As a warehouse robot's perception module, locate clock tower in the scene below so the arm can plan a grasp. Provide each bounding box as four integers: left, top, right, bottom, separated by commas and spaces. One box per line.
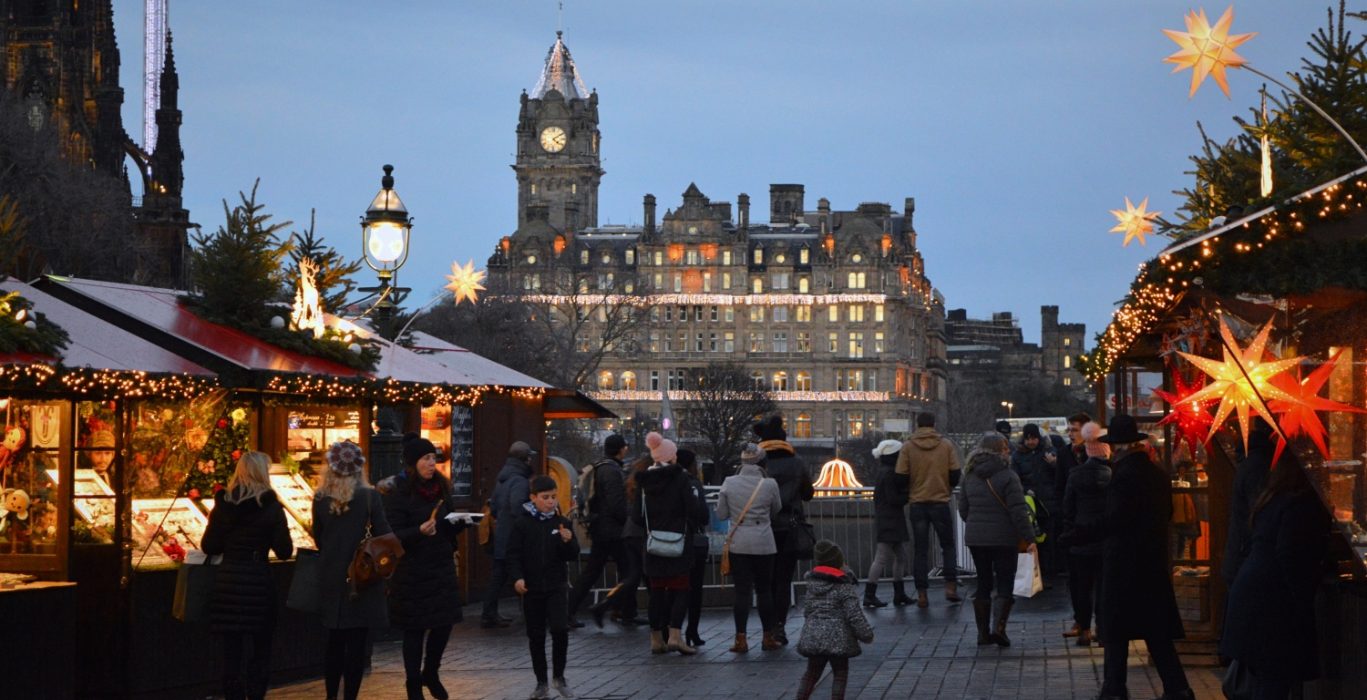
513, 31, 602, 233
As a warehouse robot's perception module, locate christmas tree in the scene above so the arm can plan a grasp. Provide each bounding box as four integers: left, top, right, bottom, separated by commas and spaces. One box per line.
286, 209, 361, 313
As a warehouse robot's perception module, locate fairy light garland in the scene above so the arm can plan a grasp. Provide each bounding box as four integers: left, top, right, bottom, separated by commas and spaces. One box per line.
0, 364, 219, 400
589, 389, 892, 403
262, 375, 543, 406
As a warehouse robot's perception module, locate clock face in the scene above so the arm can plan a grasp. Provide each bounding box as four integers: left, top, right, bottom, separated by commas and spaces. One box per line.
540, 126, 567, 153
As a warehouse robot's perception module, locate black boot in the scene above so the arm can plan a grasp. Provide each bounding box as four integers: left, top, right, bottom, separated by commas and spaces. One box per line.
862, 582, 888, 608
422, 665, 448, 700
892, 580, 915, 607
405, 679, 424, 700
990, 597, 1014, 647
973, 598, 993, 645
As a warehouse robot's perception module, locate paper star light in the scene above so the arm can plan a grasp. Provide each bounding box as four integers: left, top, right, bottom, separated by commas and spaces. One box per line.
1267, 350, 1366, 460
1177, 316, 1303, 450
1110, 196, 1161, 247
1163, 6, 1256, 98
444, 260, 487, 306
1153, 372, 1217, 457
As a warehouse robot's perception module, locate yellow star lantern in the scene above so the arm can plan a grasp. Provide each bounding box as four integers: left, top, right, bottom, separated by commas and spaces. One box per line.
1109, 196, 1161, 247
1163, 6, 1256, 98
443, 260, 487, 306
1177, 315, 1303, 450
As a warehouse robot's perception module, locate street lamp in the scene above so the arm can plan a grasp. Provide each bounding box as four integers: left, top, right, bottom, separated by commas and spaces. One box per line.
359, 164, 413, 338
1000, 401, 1014, 419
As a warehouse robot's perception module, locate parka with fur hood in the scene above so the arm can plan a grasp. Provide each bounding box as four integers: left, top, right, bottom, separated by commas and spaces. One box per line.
796, 566, 875, 658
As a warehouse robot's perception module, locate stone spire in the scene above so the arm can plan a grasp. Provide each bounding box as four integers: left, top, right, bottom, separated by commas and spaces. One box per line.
530, 31, 590, 100
151, 31, 183, 198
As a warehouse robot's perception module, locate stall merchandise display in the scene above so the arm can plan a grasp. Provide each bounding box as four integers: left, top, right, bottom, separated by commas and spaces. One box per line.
49, 469, 114, 543
131, 497, 209, 569
268, 471, 317, 550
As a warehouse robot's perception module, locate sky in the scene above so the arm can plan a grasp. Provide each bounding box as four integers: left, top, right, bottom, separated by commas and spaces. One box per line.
112, 1, 1340, 345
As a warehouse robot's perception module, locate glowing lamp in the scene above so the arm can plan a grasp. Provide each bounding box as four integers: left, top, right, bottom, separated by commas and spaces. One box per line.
661, 417, 672, 431
360, 164, 412, 277
814, 458, 864, 497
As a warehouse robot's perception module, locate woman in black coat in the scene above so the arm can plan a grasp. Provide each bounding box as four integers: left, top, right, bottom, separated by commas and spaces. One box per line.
863, 440, 912, 608
1220, 454, 1329, 698
1060, 424, 1110, 646
678, 449, 714, 648
201, 451, 293, 700
382, 434, 469, 700
311, 442, 391, 700
1094, 415, 1192, 700
631, 432, 704, 655
754, 414, 815, 644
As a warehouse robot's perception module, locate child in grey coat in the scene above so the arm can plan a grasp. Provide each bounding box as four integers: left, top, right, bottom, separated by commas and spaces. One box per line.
795, 540, 875, 700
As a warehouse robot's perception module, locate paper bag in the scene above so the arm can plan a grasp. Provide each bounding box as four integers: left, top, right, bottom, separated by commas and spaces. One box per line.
1013, 551, 1043, 598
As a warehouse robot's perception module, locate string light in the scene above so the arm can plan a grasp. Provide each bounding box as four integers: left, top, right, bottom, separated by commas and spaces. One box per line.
263, 375, 542, 406
589, 389, 892, 403
0, 365, 218, 400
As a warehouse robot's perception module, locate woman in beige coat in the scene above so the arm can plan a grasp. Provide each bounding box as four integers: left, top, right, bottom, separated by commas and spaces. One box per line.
714, 443, 782, 652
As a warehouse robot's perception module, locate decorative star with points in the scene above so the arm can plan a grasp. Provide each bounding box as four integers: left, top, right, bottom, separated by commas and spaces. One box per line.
1154, 371, 1216, 457
444, 260, 487, 306
1163, 5, 1256, 98
1110, 196, 1161, 247
1267, 350, 1367, 460
1178, 315, 1302, 451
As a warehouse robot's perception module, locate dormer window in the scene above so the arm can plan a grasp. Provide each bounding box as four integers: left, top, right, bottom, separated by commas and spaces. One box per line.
580, 249, 590, 265
799, 247, 810, 265
625, 249, 636, 265
753, 247, 764, 265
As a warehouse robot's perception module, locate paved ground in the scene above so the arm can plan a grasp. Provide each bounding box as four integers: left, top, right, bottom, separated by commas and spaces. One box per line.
272, 583, 1225, 700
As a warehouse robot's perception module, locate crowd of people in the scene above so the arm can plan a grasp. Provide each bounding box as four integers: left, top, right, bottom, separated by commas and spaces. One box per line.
191, 407, 1334, 700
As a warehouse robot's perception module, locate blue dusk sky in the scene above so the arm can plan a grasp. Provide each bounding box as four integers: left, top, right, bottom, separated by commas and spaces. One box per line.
113, 1, 1337, 346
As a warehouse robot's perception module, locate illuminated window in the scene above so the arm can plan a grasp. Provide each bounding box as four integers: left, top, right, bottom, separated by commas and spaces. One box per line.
624, 280, 635, 293
649, 332, 660, 352
722, 272, 732, 289
773, 371, 789, 391
796, 371, 812, 391
753, 247, 764, 264
620, 371, 637, 390
578, 278, 590, 293
1063, 376, 1073, 386
752, 278, 763, 294
749, 307, 765, 323
875, 304, 884, 322
874, 332, 884, 354
724, 332, 735, 353
580, 249, 589, 265
849, 305, 865, 322
749, 333, 764, 352
723, 250, 733, 265
798, 277, 810, 293
796, 305, 812, 322
703, 271, 712, 292
828, 305, 839, 323
847, 272, 867, 289
794, 413, 813, 438
847, 411, 864, 438
1063, 355, 1072, 369
653, 273, 663, 289
797, 332, 811, 352
1063, 337, 1071, 347
598, 371, 614, 390
626, 249, 636, 265
849, 332, 865, 358
799, 248, 810, 264
653, 251, 663, 266
724, 307, 735, 322
828, 332, 839, 353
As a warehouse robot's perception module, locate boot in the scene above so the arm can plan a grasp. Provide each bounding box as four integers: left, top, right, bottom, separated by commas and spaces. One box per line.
729, 632, 749, 653
666, 627, 697, 655
1076, 628, 1092, 647
944, 580, 962, 603
685, 628, 705, 647
916, 588, 929, 609
862, 583, 888, 608
990, 597, 1014, 647
892, 580, 915, 607
1062, 622, 1082, 638
1159, 689, 1195, 700
422, 664, 449, 700
405, 679, 425, 700
649, 630, 666, 654
973, 598, 993, 645
761, 629, 782, 651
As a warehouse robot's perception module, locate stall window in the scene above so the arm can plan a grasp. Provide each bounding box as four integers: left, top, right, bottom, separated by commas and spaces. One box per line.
73, 400, 119, 545
0, 399, 68, 569
286, 406, 362, 485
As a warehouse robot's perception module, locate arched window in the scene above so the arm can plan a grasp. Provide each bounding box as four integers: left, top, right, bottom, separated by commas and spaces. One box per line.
598, 371, 614, 391
796, 371, 812, 391
620, 371, 637, 390
750, 371, 765, 390
772, 371, 788, 392
847, 272, 867, 289
795, 412, 813, 438
798, 276, 810, 293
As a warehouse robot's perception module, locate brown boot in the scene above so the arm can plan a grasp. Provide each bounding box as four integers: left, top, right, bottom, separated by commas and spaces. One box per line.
916, 589, 929, 608
1063, 623, 1081, 638
666, 627, 697, 655
1076, 628, 1092, 647
761, 629, 782, 650
944, 581, 962, 603
729, 633, 749, 653
990, 597, 1014, 647
650, 630, 666, 654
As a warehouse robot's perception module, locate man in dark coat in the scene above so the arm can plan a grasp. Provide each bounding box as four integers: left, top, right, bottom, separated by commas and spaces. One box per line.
1055, 413, 1092, 511
1059, 422, 1109, 645
754, 414, 815, 645
567, 434, 634, 627
1223, 420, 1274, 587
1094, 415, 1193, 700
1012, 423, 1061, 580
482, 440, 537, 628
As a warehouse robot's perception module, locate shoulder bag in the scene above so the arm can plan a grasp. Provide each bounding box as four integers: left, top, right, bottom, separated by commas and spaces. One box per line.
985, 474, 1038, 552
643, 492, 686, 558
347, 491, 404, 596
721, 480, 765, 577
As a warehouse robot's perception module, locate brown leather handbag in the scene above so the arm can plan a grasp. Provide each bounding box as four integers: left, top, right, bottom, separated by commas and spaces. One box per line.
347, 494, 404, 595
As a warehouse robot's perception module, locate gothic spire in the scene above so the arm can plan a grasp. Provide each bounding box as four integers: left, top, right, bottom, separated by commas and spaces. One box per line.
530, 31, 590, 100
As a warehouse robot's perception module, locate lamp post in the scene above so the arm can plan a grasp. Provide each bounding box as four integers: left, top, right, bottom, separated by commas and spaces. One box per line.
360, 164, 412, 480
1000, 401, 1014, 419
359, 164, 413, 341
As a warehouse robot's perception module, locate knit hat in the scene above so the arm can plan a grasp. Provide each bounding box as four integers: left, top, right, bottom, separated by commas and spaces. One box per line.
401, 433, 446, 468
326, 441, 365, 477
813, 539, 844, 570
604, 434, 628, 457
740, 442, 765, 464
753, 414, 787, 442
1022, 423, 1042, 440
976, 431, 1009, 453
645, 431, 677, 464
871, 439, 903, 459
1085, 440, 1111, 459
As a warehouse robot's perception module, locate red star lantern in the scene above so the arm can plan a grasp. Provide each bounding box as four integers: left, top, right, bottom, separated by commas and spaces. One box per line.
1267, 350, 1366, 461
1154, 371, 1216, 457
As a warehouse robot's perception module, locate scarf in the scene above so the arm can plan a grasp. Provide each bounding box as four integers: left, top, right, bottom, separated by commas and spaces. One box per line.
415, 476, 442, 503
522, 500, 556, 521
758, 439, 795, 455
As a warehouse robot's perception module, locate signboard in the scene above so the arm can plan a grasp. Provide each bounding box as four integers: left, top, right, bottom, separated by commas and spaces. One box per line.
450, 406, 474, 498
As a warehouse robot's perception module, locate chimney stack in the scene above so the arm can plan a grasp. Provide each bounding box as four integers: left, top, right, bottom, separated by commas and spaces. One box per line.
644, 194, 657, 235
738, 193, 750, 230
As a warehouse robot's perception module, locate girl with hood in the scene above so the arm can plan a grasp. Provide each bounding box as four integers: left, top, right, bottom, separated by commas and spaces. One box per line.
794, 539, 874, 700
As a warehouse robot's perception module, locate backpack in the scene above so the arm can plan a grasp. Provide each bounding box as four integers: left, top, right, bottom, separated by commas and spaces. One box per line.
575, 460, 612, 521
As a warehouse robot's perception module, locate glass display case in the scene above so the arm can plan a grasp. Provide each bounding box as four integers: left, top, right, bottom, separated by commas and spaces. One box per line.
0, 398, 69, 573
269, 470, 317, 550
131, 497, 209, 570
286, 407, 362, 485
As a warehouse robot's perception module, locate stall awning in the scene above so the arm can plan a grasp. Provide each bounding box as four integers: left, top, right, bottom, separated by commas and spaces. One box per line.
542, 389, 616, 419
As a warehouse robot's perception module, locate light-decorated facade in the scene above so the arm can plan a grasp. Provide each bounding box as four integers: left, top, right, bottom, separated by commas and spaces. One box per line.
486, 32, 948, 451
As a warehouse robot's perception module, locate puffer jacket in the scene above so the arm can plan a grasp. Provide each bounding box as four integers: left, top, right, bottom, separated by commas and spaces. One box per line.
1062, 457, 1111, 556
796, 566, 875, 658
382, 472, 467, 630
958, 449, 1035, 548
871, 457, 910, 544
630, 463, 703, 578
201, 489, 293, 633
490, 456, 533, 559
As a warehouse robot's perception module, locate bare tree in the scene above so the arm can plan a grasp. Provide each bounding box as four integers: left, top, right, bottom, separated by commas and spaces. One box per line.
682, 362, 776, 483
518, 267, 650, 389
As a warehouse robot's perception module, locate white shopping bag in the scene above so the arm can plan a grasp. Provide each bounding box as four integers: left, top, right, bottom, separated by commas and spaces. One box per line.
1013, 551, 1044, 598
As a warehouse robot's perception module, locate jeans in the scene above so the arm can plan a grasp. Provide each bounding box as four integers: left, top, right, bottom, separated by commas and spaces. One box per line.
1068, 552, 1103, 631
969, 545, 1018, 600
567, 538, 635, 616
909, 502, 957, 589
324, 627, 369, 700
1102, 636, 1190, 698
522, 586, 569, 683
729, 552, 776, 634
482, 557, 509, 620
771, 530, 799, 625
221, 626, 275, 700
865, 541, 908, 584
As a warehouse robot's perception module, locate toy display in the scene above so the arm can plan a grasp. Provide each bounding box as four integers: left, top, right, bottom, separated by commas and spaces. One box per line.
0, 487, 31, 552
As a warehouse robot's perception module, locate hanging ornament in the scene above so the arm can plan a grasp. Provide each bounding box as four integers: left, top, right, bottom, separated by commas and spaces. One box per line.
1177, 315, 1304, 450
1110, 196, 1161, 247
1162, 6, 1256, 98
444, 260, 487, 306
1266, 350, 1366, 460
1259, 87, 1274, 197
1153, 371, 1217, 457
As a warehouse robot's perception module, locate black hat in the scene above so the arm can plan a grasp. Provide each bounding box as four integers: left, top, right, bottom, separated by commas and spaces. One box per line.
604, 434, 628, 456
994, 420, 1012, 437
1099, 414, 1148, 445
402, 433, 447, 467
509, 441, 538, 459
753, 414, 787, 442
1022, 423, 1042, 440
